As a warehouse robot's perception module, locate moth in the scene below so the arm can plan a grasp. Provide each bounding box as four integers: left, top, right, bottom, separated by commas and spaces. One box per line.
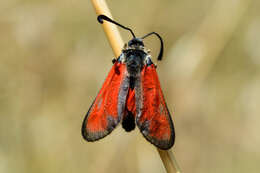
82, 15, 175, 150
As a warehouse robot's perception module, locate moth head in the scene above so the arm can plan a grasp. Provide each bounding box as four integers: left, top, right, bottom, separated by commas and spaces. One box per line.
128, 38, 144, 49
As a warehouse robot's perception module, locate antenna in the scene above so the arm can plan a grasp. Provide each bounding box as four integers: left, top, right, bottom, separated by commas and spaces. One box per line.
97, 15, 136, 38
97, 15, 164, 61
142, 32, 164, 61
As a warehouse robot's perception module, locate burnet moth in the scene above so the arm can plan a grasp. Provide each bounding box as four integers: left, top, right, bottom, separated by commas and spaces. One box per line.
81, 15, 175, 150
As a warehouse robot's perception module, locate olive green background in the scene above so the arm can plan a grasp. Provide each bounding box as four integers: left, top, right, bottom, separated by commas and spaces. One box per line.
1, 0, 260, 172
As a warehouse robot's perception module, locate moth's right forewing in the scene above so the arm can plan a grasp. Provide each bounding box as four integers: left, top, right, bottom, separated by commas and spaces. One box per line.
136, 64, 175, 150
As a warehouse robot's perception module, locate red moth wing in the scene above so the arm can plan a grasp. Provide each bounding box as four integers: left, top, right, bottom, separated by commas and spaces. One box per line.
82, 62, 129, 141
136, 64, 175, 150
121, 88, 136, 132
126, 89, 136, 114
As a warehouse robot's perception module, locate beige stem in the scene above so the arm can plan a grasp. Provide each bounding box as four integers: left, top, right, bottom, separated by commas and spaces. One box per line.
91, 0, 124, 57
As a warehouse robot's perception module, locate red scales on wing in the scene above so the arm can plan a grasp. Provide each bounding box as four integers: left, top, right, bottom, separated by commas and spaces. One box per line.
121, 88, 136, 132
137, 64, 175, 149
126, 88, 136, 113
82, 62, 129, 141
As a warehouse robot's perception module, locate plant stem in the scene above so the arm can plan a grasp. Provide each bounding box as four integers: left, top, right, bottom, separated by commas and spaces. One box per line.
158, 149, 182, 173
91, 0, 123, 57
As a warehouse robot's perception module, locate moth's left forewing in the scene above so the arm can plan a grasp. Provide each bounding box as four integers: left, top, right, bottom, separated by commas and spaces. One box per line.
136, 64, 175, 150
82, 62, 129, 141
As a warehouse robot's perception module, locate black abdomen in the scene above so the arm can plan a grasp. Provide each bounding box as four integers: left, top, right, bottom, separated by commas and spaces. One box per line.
122, 109, 135, 132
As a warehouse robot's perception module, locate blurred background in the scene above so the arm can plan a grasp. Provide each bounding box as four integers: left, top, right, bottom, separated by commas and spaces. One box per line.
1, 0, 260, 172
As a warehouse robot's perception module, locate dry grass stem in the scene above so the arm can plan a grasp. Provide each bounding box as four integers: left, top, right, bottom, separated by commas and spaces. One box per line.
91, 0, 124, 57
157, 149, 182, 173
